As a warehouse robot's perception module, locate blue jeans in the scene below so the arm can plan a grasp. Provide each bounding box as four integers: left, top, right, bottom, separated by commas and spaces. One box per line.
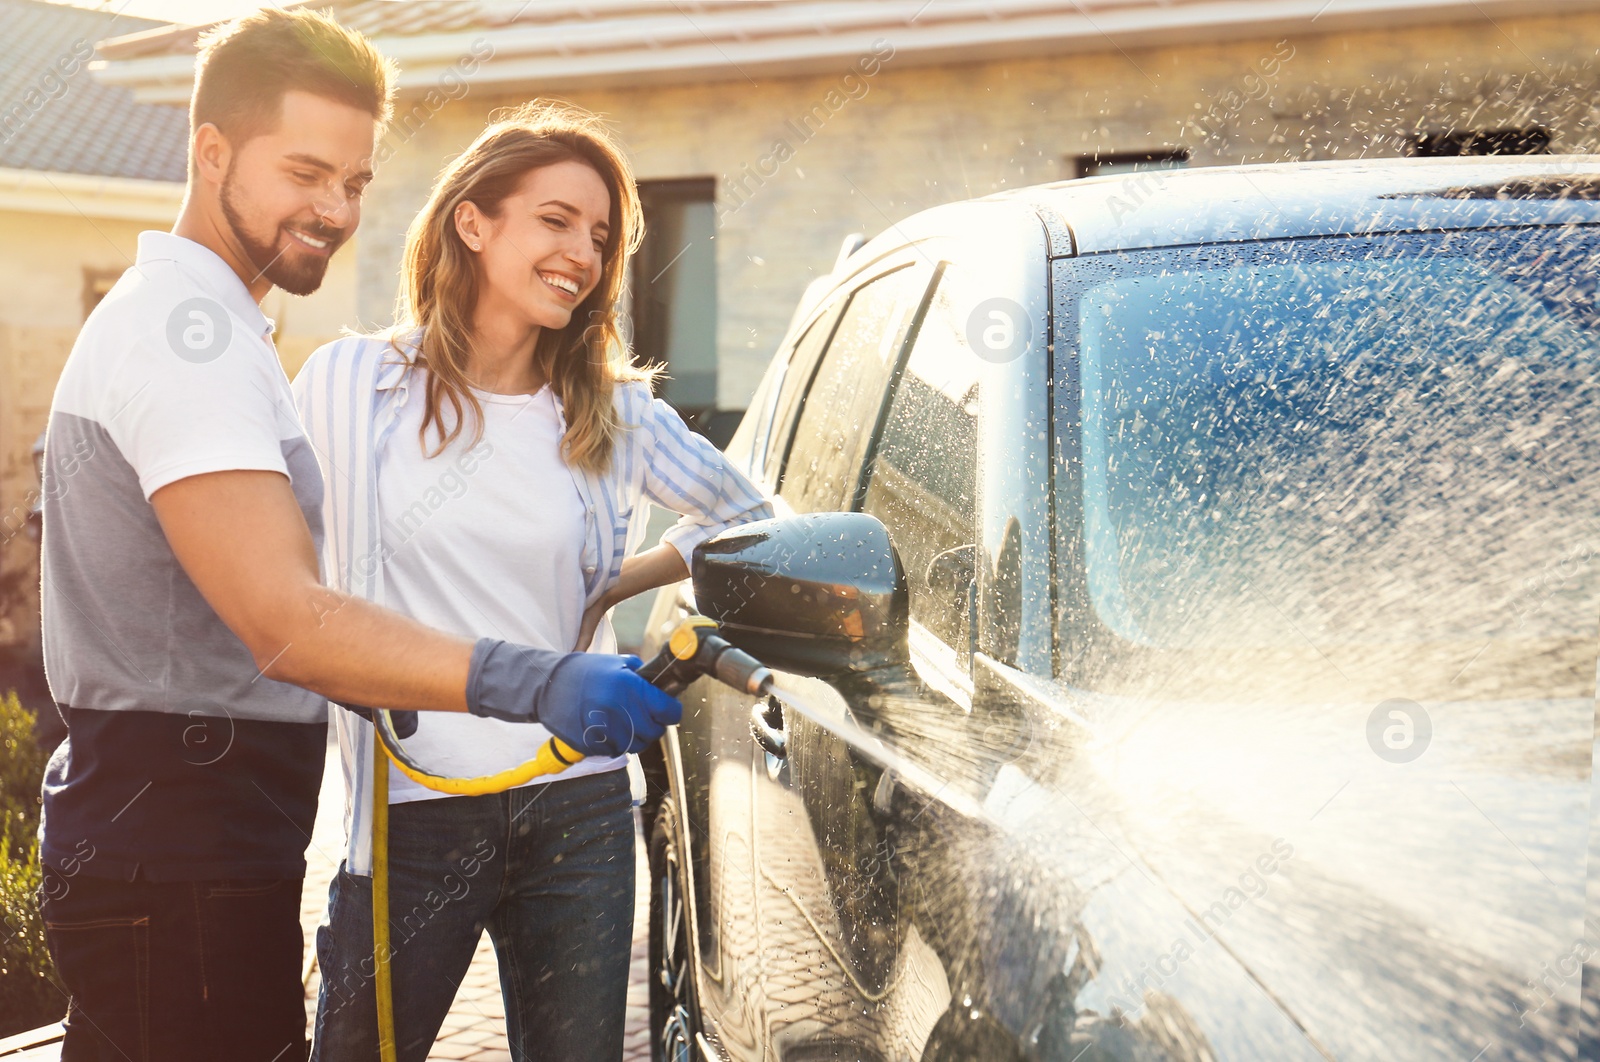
311, 768, 636, 1062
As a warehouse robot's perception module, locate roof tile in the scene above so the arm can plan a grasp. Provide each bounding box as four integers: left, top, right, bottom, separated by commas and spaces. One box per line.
0, 0, 184, 181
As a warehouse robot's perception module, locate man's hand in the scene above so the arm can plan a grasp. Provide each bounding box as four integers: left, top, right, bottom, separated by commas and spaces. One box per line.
466, 641, 682, 755
544, 654, 683, 756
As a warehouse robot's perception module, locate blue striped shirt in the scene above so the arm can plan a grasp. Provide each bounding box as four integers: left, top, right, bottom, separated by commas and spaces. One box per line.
291, 331, 773, 874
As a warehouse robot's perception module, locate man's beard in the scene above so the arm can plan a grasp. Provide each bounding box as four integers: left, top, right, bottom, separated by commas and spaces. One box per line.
219, 174, 341, 297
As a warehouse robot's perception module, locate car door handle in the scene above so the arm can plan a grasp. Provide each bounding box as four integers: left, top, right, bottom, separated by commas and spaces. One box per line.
750, 696, 787, 760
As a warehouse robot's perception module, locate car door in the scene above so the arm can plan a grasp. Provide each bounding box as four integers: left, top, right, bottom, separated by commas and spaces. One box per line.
742, 257, 1046, 1062
640, 274, 889, 1059
701, 256, 940, 1059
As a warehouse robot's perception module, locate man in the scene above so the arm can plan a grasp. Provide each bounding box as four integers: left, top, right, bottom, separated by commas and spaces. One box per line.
35, 10, 678, 1060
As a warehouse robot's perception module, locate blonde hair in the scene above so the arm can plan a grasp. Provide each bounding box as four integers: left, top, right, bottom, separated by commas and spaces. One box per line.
388, 100, 655, 473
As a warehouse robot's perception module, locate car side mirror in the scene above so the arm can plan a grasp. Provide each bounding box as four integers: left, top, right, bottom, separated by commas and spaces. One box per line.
691, 512, 909, 678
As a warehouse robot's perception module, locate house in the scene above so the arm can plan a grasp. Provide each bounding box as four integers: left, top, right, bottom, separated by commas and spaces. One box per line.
93, 0, 1600, 433
7, 0, 1597, 661
0, 0, 185, 665
0, 0, 358, 664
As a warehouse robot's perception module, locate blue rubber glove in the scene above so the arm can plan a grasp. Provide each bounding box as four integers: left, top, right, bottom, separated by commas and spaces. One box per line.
465, 639, 682, 756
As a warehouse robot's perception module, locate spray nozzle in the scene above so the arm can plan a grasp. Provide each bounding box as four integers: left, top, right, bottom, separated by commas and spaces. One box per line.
637, 616, 774, 698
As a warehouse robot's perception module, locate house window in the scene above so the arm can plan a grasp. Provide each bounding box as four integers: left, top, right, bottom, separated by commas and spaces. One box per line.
1072, 150, 1190, 179
630, 178, 717, 419
1410, 128, 1551, 157
82, 268, 119, 318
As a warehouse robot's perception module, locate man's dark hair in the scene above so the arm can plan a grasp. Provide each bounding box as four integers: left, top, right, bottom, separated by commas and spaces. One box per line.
190, 7, 396, 164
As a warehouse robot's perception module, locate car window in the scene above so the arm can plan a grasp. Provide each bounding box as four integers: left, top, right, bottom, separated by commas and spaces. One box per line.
763, 300, 847, 487
778, 264, 932, 513
724, 351, 780, 475
860, 277, 979, 648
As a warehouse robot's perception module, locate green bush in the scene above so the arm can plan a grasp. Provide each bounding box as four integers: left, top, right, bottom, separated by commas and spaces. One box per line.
1, 689, 49, 841
0, 689, 63, 1036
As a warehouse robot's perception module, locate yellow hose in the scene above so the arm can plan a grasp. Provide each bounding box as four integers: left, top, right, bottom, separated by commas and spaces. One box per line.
369, 711, 584, 1054
372, 734, 397, 1062
375, 708, 583, 796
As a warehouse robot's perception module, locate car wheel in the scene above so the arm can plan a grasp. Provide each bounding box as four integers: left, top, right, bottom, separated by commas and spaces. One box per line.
649, 796, 698, 1062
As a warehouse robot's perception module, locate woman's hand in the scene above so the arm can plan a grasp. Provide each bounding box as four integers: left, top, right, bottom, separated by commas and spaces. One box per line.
574, 544, 692, 651
575, 594, 615, 652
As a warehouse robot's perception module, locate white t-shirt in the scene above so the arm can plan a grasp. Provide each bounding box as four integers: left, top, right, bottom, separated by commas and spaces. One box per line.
377, 383, 624, 803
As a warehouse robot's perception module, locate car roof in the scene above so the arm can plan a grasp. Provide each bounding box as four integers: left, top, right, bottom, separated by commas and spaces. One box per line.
842, 157, 1600, 267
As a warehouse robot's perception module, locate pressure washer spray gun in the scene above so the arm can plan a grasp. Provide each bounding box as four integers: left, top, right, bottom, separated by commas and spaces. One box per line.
637, 615, 775, 698
527, 616, 776, 779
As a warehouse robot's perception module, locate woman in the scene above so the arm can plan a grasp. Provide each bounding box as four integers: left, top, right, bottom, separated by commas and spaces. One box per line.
294, 100, 773, 1061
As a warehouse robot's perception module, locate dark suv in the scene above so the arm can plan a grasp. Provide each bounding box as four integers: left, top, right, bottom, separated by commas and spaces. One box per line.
638, 158, 1600, 1062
